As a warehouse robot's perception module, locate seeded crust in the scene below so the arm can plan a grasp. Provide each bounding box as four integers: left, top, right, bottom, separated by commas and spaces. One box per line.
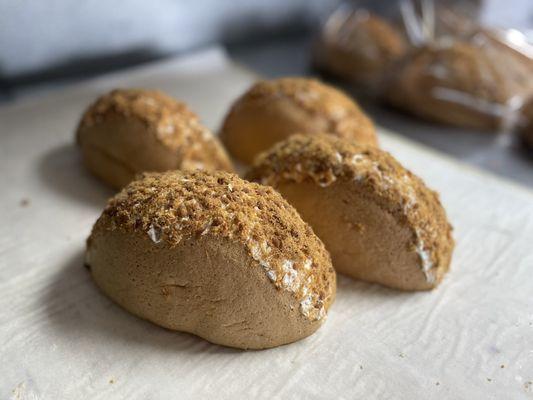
386, 42, 511, 130
89, 170, 336, 321
220, 78, 377, 164
246, 134, 454, 287
77, 89, 233, 187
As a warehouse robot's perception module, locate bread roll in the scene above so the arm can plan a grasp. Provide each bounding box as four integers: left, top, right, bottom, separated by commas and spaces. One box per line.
315, 9, 407, 90
86, 170, 336, 349
473, 31, 533, 104
386, 41, 512, 130
246, 134, 454, 291
77, 89, 233, 189
439, 10, 533, 94
220, 78, 377, 164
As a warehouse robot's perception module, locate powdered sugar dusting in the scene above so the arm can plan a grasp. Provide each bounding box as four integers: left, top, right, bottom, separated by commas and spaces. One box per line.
300, 294, 326, 320
147, 224, 161, 244
266, 270, 277, 282
281, 260, 300, 291
415, 232, 435, 283
300, 295, 313, 315
248, 239, 325, 320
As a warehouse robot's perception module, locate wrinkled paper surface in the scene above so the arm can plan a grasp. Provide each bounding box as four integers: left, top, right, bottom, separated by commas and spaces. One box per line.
1, 48, 532, 400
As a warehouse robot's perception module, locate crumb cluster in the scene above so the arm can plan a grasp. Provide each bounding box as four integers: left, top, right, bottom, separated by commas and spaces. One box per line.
246, 134, 454, 282
90, 170, 336, 321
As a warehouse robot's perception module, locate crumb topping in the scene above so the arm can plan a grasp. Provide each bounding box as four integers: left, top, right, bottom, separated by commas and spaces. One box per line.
77, 89, 233, 172
231, 78, 377, 145
90, 170, 335, 321
246, 134, 454, 281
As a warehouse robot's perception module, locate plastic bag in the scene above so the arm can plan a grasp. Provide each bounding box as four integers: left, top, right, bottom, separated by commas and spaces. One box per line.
314, 0, 533, 132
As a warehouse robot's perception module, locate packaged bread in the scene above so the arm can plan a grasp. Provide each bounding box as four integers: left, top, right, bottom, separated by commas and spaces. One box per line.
314, 0, 533, 132
314, 7, 408, 92
385, 40, 515, 130
86, 170, 336, 349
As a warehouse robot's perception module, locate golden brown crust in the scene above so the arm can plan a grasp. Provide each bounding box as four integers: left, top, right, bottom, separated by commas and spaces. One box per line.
246, 134, 454, 284
90, 170, 335, 321
77, 89, 234, 173
225, 78, 376, 144
220, 78, 378, 165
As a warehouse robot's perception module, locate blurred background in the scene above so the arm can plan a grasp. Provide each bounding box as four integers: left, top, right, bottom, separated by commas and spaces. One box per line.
1, 0, 532, 186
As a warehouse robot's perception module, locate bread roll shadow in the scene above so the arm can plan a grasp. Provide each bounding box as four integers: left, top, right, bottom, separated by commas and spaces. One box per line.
37, 143, 114, 208
335, 274, 418, 302
42, 249, 240, 354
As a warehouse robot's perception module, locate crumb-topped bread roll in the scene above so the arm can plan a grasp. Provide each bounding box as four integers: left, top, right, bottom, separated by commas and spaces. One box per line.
220, 78, 377, 164
77, 89, 233, 189
247, 134, 454, 291
315, 10, 407, 90
86, 170, 336, 349
386, 42, 512, 130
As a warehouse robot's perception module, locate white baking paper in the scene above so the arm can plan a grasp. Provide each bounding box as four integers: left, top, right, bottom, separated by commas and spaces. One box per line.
1, 47, 532, 400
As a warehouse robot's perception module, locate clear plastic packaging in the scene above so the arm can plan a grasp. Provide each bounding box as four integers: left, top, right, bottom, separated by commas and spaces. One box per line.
314, 0, 533, 132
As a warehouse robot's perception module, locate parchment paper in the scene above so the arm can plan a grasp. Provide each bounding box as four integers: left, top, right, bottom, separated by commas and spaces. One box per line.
1, 47, 532, 400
